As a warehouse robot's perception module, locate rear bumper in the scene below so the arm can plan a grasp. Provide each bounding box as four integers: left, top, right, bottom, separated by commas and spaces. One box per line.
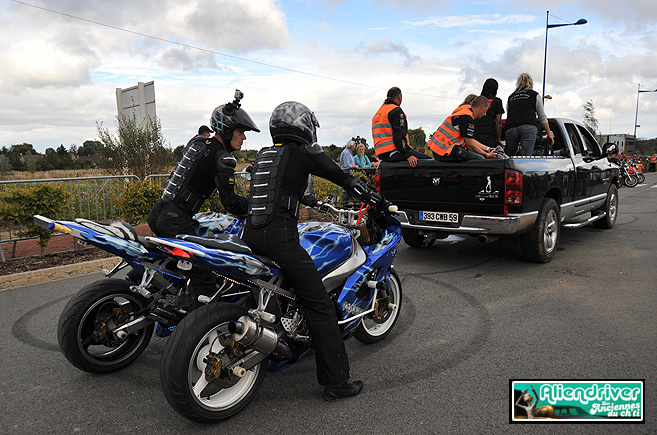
396, 210, 538, 235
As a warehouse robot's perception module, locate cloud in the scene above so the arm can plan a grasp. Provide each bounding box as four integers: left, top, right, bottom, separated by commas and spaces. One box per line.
404, 14, 536, 28
357, 37, 420, 66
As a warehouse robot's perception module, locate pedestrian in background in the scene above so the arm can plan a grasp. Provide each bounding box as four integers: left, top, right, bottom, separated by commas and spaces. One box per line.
339, 140, 359, 170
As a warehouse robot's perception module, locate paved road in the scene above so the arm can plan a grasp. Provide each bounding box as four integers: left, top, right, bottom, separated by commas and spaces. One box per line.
2, 175, 656, 434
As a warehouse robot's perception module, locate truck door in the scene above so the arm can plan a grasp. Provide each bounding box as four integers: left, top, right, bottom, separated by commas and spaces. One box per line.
575, 124, 610, 198
564, 122, 594, 209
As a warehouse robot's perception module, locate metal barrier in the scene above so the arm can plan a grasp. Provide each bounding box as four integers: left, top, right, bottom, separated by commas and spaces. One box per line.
0, 175, 138, 261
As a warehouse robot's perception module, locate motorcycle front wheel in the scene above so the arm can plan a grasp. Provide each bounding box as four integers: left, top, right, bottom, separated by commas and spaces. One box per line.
354, 269, 403, 344
160, 303, 267, 423
57, 279, 154, 373
624, 174, 638, 187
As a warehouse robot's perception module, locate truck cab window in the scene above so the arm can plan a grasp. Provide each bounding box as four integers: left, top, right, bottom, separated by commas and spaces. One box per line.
565, 123, 583, 155
576, 125, 601, 157
549, 121, 567, 156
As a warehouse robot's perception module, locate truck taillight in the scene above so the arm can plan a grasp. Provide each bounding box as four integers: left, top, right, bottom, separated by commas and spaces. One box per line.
504, 169, 523, 205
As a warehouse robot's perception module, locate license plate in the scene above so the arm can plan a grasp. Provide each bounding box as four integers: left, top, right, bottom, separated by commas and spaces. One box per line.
419, 211, 459, 223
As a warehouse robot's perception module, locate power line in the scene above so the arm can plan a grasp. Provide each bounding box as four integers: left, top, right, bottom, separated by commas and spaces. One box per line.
10, 0, 456, 100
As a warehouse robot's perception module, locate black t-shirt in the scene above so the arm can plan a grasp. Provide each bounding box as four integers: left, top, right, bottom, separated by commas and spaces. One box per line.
474, 96, 504, 137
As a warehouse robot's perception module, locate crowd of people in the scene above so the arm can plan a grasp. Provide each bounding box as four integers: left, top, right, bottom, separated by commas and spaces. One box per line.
340, 73, 556, 170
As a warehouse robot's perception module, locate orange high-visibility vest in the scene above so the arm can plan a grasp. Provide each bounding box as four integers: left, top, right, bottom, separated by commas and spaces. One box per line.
651, 157, 656, 163
371, 103, 409, 156
427, 105, 473, 157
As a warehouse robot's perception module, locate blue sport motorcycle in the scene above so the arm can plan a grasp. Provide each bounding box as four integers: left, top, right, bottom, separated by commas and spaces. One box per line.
33, 212, 248, 374
154, 201, 402, 423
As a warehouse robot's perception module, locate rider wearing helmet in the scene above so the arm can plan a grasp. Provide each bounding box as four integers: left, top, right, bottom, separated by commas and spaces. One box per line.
242, 101, 385, 401
147, 90, 259, 300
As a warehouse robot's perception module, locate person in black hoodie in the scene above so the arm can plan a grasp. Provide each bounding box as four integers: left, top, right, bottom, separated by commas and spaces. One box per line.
504, 73, 553, 156
474, 78, 505, 149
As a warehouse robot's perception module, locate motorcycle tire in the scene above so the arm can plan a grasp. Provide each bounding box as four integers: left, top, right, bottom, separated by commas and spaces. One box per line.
593, 184, 619, 229
160, 303, 267, 423
637, 172, 645, 184
57, 278, 154, 374
354, 269, 402, 344
520, 198, 560, 263
624, 174, 638, 188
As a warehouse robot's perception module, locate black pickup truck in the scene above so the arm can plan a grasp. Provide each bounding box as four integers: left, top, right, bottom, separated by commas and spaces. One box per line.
376, 118, 619, 262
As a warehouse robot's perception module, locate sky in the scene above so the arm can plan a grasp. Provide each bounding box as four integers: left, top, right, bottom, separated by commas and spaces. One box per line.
1, 0, 657, 154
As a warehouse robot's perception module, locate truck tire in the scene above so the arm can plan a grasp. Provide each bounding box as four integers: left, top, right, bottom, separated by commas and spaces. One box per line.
402, 229, 435, 248
520, 198, 560, 263
592, 184, 618, 229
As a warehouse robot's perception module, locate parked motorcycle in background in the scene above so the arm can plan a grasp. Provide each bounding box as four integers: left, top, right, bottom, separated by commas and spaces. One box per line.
619, 163, 639, 188
156, 199, 402, 423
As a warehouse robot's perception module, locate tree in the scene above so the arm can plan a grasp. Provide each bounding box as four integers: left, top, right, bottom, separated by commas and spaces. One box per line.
97, 114, 174, 179
351, 136, 369, 147
79, 140, 102, 156
582, 99, 601, 143
408, 127, 427, 151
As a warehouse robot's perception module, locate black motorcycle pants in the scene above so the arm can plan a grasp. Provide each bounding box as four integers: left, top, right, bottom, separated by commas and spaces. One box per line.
243, 217, 350, 387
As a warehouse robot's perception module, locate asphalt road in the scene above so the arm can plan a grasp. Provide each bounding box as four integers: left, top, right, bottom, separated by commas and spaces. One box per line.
2, 175, 656, 434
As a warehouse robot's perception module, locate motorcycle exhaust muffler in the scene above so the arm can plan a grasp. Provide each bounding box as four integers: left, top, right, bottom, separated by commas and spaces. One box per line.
228, 315, 292, 360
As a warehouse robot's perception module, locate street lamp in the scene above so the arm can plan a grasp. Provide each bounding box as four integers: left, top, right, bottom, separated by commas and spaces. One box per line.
542, 11, 587, 101
632, 84, 657, 154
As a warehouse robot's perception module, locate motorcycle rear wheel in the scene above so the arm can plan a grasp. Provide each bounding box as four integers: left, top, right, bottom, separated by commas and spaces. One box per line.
354, 269, 402, 344
160, 303, 266, 423
636, 172, 645, 184
57, 278, 154, 373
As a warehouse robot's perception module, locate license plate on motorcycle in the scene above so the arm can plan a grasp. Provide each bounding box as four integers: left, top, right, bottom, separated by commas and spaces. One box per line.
419, 211, 458, 223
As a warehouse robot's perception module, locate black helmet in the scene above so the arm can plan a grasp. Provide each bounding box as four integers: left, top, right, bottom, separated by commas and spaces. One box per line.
269, 101, 320, 144
210, 90, 260, 143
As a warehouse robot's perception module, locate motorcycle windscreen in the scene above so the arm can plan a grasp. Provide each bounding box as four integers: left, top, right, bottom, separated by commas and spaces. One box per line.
298, 222, 353, 275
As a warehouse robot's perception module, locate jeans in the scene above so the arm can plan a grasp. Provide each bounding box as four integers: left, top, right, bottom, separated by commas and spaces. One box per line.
505, 124, 538, 156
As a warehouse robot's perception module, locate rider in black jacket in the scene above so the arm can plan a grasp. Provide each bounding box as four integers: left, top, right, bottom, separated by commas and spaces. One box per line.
243, 101, 385, 401
147, 91, 259, 299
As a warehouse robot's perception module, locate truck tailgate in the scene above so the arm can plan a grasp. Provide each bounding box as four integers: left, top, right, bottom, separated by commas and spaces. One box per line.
378, 159, 509, 216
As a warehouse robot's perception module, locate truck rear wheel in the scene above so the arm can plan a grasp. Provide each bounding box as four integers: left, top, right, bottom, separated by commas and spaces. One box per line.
520, 198, 560, 263
402, 229, 435, 248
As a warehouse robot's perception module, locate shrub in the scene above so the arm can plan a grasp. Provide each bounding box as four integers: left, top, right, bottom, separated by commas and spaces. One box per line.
118, 179, 160, 225
0, 184, 70, 255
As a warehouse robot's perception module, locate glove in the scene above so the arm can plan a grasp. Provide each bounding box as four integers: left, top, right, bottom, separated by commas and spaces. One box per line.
301, 194, 318, 207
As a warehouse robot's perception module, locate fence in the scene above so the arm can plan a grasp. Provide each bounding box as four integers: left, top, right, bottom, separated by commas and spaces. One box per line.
0, 168, 377, 261
0, 175, 138, 261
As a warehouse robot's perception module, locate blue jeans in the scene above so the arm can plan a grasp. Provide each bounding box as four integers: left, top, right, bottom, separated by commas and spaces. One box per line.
505, 124, 537, 156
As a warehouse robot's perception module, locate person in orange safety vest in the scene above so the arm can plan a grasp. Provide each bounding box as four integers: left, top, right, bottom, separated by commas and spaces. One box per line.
650, 156, 656, 172
371, 87, 431, 167
427, 95, 499, 160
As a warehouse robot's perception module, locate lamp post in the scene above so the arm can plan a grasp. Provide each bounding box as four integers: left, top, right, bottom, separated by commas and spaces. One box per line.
542, 11, 587, 101
632, 84, 657, 154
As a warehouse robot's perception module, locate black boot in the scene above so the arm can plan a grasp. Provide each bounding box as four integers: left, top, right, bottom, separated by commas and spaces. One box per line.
323, 380, 363, 401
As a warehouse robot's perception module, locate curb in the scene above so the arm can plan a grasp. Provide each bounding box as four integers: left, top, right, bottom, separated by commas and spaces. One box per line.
0, 257, 121, 292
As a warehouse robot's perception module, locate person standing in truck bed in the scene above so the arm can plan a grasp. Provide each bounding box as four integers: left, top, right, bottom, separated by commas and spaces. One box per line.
504, 73, 554, 156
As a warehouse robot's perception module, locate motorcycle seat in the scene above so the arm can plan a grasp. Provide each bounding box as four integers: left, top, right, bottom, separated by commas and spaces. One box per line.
177, 234, 281, 270
75, 219, 138, 241
178, 234, 252, 255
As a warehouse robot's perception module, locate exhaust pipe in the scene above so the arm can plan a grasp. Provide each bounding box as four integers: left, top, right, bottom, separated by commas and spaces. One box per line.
228, 315, 292, 360
477, 234, 500, 245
